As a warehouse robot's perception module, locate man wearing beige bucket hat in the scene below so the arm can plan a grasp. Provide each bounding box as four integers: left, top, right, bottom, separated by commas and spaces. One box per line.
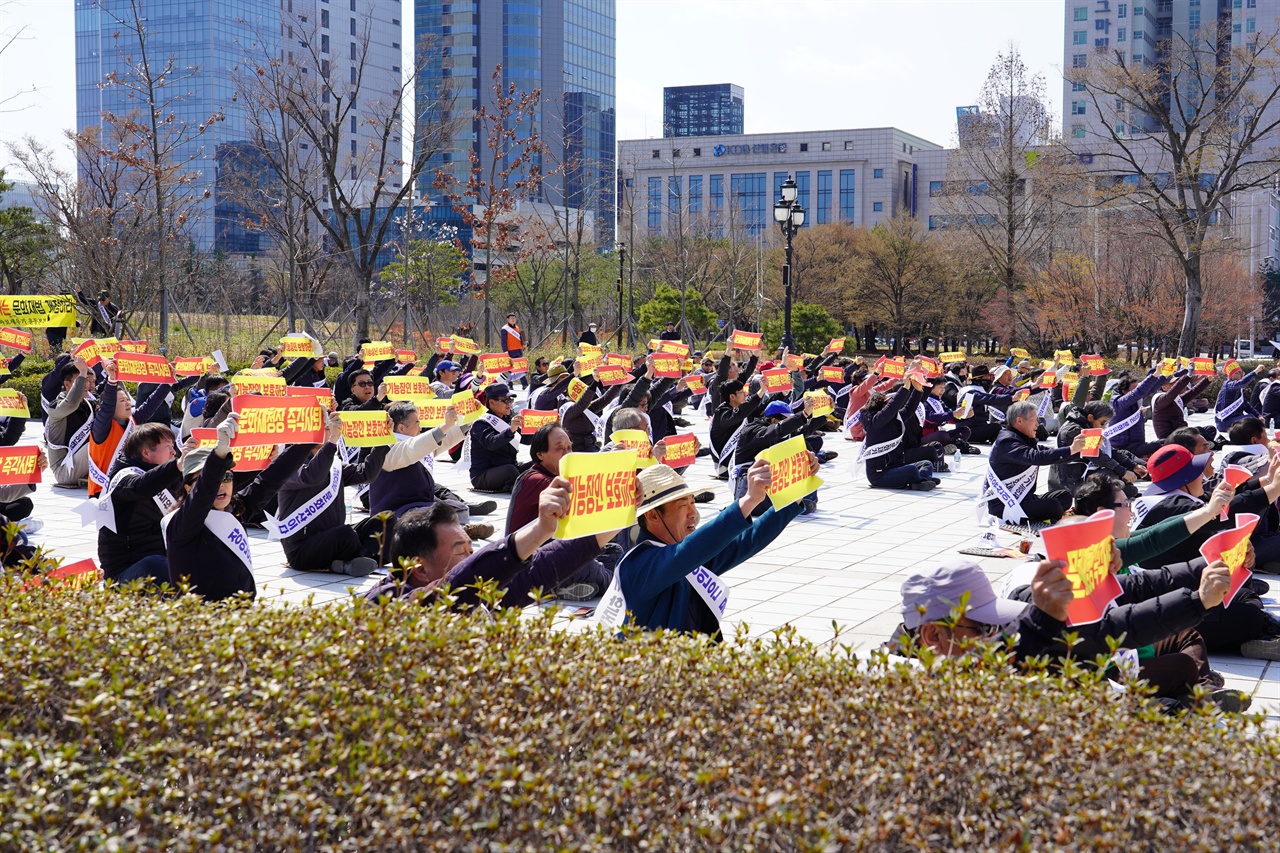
595, 452, 818, 638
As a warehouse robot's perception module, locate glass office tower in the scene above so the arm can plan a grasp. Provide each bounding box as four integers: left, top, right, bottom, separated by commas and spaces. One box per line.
663, 84, 745, 138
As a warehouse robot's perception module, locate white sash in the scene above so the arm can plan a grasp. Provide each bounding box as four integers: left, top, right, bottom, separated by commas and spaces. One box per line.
162, 508, 253, 572
80, 465, 175, 531
1102, 406, 1141, 440
1131, 490, 1196, 528
88, 419, 134, 490
857, 433, 902, 462
712, 419, 747, 466
594, 541, 729, 630
264, 452, 343, 540
462, 411, 515, 467
67, 417, 91, 457
915, 402, 926, 426
977, 464, 1038, 523
1036, 390, 1052, 418
595, 400, 619, 443
340, 438, 371, 502
1218, 391, 1246, 423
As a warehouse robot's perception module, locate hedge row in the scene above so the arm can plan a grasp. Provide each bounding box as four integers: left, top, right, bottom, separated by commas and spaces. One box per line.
1, 578, 1277, 851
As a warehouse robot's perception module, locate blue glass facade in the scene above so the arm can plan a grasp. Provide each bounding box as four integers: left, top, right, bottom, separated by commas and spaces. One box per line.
663, 84, 744, 138
647, 176, 662, 234
816, 170, 832, 224
730, 172, 766, 235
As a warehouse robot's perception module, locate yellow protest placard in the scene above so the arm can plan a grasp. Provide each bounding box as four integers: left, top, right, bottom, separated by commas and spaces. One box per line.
1160, 357, 1177, 376
1054, 349, 1076, 365
0, 389, 29, 419
554, 450, 638, 540
804, 389, 834, 418
384, 376, 435, 400
451, 335, 480, 355
755, 435, 822, 511
0, 294, 77, 328
450, 389, 483, 424
1009, 347, 1030, 359
610, 429, 656, 467
337, 410, 396, 447
567, 377, 588, 402
231, 373, 287, 397
577, 350, 604, 372
280, 335, 316, 358
939, 351, 966, 364
361, 341, 395, 362
416, 398, 452, 428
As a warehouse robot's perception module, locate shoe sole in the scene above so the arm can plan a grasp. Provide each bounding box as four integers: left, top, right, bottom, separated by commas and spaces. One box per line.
333, 558, 378, 577
555, 583, 599, 601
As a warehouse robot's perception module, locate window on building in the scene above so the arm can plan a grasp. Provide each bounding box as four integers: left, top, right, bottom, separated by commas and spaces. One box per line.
350, 18, 356, 35
1115, 121, 1126, 135
647, 177, 662, 234
321, 9, 329, 26
839, 169, 856, 222
349, 0, 355, 8
799, 143, 808, 152
873, 202, 883, 212
1234, 0, 1242, 8
1233, 22, 1242, 34
1118, 27, 1126, 41
1134, 5, 1144, 16
1118, 3, 1127, 16
1072, 124, 1086, 138
350, 66, 356, 84
795, 171, 810, 213
844, 141, 854, 150
817, 170, 832, 224
1189, 10, 1200, 29
731, 173, 767, 234
1074, 6, 1088, 20
1073, 30, 1088, 44
1248, 0, 1256, 7
1072, 80, 1087, 91
351, 140, 357, 155
873, 168, 883, 178
689, 175, 703, 216
350, 43, 357, 59
350, 115, 356, 133
709, 174, 724, 233
667, 176, 682, 231
821, 142, 831, 151
692, 147, 701, 156
773, 172, 789, 204
1072, 53, 1087, 67
929, 180, 943, 196
1071, 101, 1087, 115
1133, 29, 1143, 40
651, 149, 660, 159
321, 34, 329, 52
1247, 17, 1256, 32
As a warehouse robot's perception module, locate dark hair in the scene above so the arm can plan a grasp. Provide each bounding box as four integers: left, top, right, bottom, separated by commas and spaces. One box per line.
349, 368, 373, 386
122, 421, 177, 460
1166, 427, 1203, 453
722, 379, 745, 397
388, 401, 418, 429
259, 347, 278, 359
196, 372, 226, 393
202, 389, 231, 423
204, 376, 229, 394
390, 503, 459, 580
861, 391, 889, 415
1228, 416, 1266, 446
60, 364, 80, 384
1080, 400, 1114, 422
530, 423, 566, 465
1073, 473, 1126, 516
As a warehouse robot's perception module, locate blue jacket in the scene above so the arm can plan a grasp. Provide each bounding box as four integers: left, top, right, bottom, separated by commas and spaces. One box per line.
1216, 372, 1260, 430
619, 499, 802, 636
1109, 369, 1163, 451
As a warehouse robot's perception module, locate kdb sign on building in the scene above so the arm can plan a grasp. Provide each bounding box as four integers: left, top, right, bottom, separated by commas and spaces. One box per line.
713, 143, 788, 157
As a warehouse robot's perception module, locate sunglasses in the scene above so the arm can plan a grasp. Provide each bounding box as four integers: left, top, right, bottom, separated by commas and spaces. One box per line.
354, 381, 374, 388
221, 472, 235, 484
1101, 501, 1131, 510
490, 396, 512, 403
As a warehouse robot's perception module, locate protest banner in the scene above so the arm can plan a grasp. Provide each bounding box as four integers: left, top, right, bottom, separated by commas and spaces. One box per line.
450, 335, 480, 355
190, 428, 274, 472
1220, 464, 1254, 520
820, 366, 844, 384
21, 558, 102, 592
416, 398, 452, 428
566, 377, 588, 403
511, 356, 529, 374
881, 358, 906, 379
337, 410, 395, 447
1061, 372, 1079, 401
1081, 428, 1103, 458
0, 327, 32, 352
755, 435, 822, 510
595, 364, 631, 386
0, 446, 40, 485
72, 338, 103, 367
174, 356, 215, 376
361, 341, 395, 362
280, 335, 315, 358
554, 450, 638, 540
825, 337, 846, 354
436, 336, 453, 353
652, 353, 682, 378
1192, 357, 1216, 376
577, 350, 603, 372
1082, 354, 1109, 376
684, 373, 707, 395
1038, 371, 1059, 389
647, 339, 663, 352
285, 386, 336, 410
480, 352, 513, 374
1041, 511, 1122, 626
450, 389, 483, 424
230, 396, 325, 447
578, 341, 604, 356
610, 429, 656, 467
783, 353, 804, 371
395, 349, 416, 364
117, 340, 147, 353
231, 373, 287, 397
1014, 388, 1032, 402
407, 364, 429, 377
918, 356, 941, 378
0, 389, 29, 419
661, 433, 698, 469
0, 294, 77, 328
520, 409, 559, 435
1009, 347, 1030, 359
114, 353, 175, 385
730, 329, 763, 351
804, 389, 834, 417
658, 340, 690, 358
939, 351, 966, 365
383, 376, 435, 400
762, 368, 793, 394
1199, 512, 1260, 608
1054, 349, 1076, 364
605, 352, 632, 368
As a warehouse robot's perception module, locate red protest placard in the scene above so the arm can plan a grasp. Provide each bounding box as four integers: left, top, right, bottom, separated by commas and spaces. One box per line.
825, 337, 846, 354
285, 386, 336, 410
1200, 512, 1259, 608
762, 368, 792, 394
1192, 357, 1216, 376
395, 349, 416, 364
1220, 464, 1254, 519
882, 358, 906, 379
190, 428, 274, 471
117, 340, 148, 354
595, 364, 631, 386
480, 352, 513, 374
661, 433, 698, 468
174, 356, 214, 376
684, 373, 707, 395
1013, 388, 1031, 402
72, 338, 102, 367
0, 327, 32, 352
22, 558, 102, 592
1038, 371, 1059, 389
1081, 354, 1109, 376
230, 396, 326, 447
520, 409, 559, 435
1225, 359, 1241, 376
1041, 510, 1122, 626
511, 357, 529, 374
1081, 428, 1103, 458
730, 329, 763, 351
0, 446, 40, 485
918, 356, 940, 378
114, 352, 175, 385
783, 353, 804, 371
652, 353, 682, 378
435, 336, 453, 353
820, 366, 844, 383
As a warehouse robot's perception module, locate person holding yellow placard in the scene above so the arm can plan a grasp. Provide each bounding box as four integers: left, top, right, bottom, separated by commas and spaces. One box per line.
599, 454, 817, 637
87, 358, 178, 498
1153, 368, 1216, 442
467, 383, 524, 492
732, 398, 831, 516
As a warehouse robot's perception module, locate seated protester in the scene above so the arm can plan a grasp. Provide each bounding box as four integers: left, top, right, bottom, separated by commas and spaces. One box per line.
430, 359, 463, 399
96, 422, 185, 585
87, 357, 177, 498
365, 480, 617, 609
135, 374, 199, 430
1050, 401, 1144, 497
920, 377, 978, 454
282, 350, 337, 388
898, 383, 948, 474
1220, 417, 1274, 478
0, 395, 41, 522
526, 356, 551, 396
981, 400, 1086, 524
274, 409, 392, 575
689, 354, 717, 411
531, 363, 572, 411
508, 424, 574, 534
601, 408, 712, 506
333, 345, 398, 406
860, 375, 939, 491
599, 457, 818, 637
1216, 362, 1266, 434
845, 371, 895, 442
562, 366, 624, 453
709, 378, 766, 477
733, 398, 820, 515
1261, 368, 1280, 428
1153, 368, 1215, 442
39, 353, 73, 424
339, 368, 388, 411
466, 383, 523, 493
647, 375, 694, 445
954, 366, 1015, 445
44, 356, 94, 488
941, 360, 969, 408
178, 373, 230, 443
1105, 367, 1166, 459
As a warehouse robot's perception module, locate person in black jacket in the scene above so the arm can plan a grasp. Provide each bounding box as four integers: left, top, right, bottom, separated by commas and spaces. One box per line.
1050, 400, 1143, 497
732, 398, 819, 515
468, 383, 523, 492
339, 368, 388, 411
860, 375, 938, 490
982, 401, 1085, 523
97, 422, 186, 584
709, 378, 767, 477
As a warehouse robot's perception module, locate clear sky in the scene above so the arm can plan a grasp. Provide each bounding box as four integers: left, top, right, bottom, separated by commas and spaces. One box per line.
0, 0, 1065, 177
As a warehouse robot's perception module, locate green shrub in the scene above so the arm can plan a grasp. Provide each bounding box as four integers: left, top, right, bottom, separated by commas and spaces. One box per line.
0, 577, 1277, 850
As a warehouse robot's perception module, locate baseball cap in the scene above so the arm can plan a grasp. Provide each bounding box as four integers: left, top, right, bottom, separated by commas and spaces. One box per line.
1146, 444, 1211, 494
182, 448, 212, 478
636, 465, 696, 515
764, 401, 792, 418
484, 383, 512, 401
900, 558, 1027, 630
759, 361, 776, 371
436, 360, 459, 372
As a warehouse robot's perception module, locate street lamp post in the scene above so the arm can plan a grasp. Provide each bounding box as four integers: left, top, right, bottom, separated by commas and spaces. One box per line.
773, 176, 805, 352
616, 241, 627, 348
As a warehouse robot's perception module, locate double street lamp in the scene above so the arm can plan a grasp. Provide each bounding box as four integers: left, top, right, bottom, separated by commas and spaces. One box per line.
773, 176, 806, 352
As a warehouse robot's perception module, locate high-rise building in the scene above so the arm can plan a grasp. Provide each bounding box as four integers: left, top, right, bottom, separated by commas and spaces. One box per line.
414, 0, 617, 240
75, 0, 403, 253
663, 84, 744, 138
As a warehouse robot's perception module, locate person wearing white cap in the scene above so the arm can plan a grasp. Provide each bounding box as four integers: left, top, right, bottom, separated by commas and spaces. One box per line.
596, 455, 818, 637
578, 323, 599, 347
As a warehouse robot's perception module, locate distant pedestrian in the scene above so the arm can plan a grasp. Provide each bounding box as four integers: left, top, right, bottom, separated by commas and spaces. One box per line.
500, 313, 527, 389
578, 323, 599, 347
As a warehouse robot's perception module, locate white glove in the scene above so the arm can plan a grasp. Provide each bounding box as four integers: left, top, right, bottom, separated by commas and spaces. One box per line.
215, 412, 240, 457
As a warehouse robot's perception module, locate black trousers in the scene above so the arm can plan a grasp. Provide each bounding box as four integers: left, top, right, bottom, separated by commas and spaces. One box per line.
472, 464, 520, 493
285, 514, 395, 571
968, 419, 1003, 444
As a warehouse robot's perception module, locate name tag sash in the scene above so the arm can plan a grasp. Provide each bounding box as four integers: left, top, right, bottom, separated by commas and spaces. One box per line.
264, 452, 343, 540
88, 420, 134, 490
162, 508, 253, 571
1218, 392, 1246, 422
595, 542, 729, 630
977, 464, 1039, 523
1102, 406, 1141, 440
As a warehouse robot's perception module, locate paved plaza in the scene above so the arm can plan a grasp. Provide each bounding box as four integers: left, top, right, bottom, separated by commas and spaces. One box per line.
19, 400, 1280, 721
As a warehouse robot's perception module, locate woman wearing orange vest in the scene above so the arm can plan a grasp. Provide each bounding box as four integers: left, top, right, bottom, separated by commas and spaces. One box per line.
500, 314, 527, 390
87, 357, 175, 497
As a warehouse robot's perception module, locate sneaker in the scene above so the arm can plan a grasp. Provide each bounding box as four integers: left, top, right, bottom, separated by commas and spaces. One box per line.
800, 497, 818, 515
907, 480, 938, 491
1203, 671, 1227, 689
555, 582, 602, 601
467, 500, 498, 517
332, 557, 378, 577
943, 444, 958, 456
1240, 636, 1280, 661
15, 518, 43, 535
963, 446, 982, 456
673, 417, 691, 427
465, 522, 495, 540
597, 542, 624, 571
816, 450, 839, 463
692, 490, 715, 504
1205, 688, 1252, 714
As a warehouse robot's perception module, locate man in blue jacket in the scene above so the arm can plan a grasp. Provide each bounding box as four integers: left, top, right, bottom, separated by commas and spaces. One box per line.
1217, 361, 1267, 433
597, 454, 817, 638
1106, 367, 1166, 458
